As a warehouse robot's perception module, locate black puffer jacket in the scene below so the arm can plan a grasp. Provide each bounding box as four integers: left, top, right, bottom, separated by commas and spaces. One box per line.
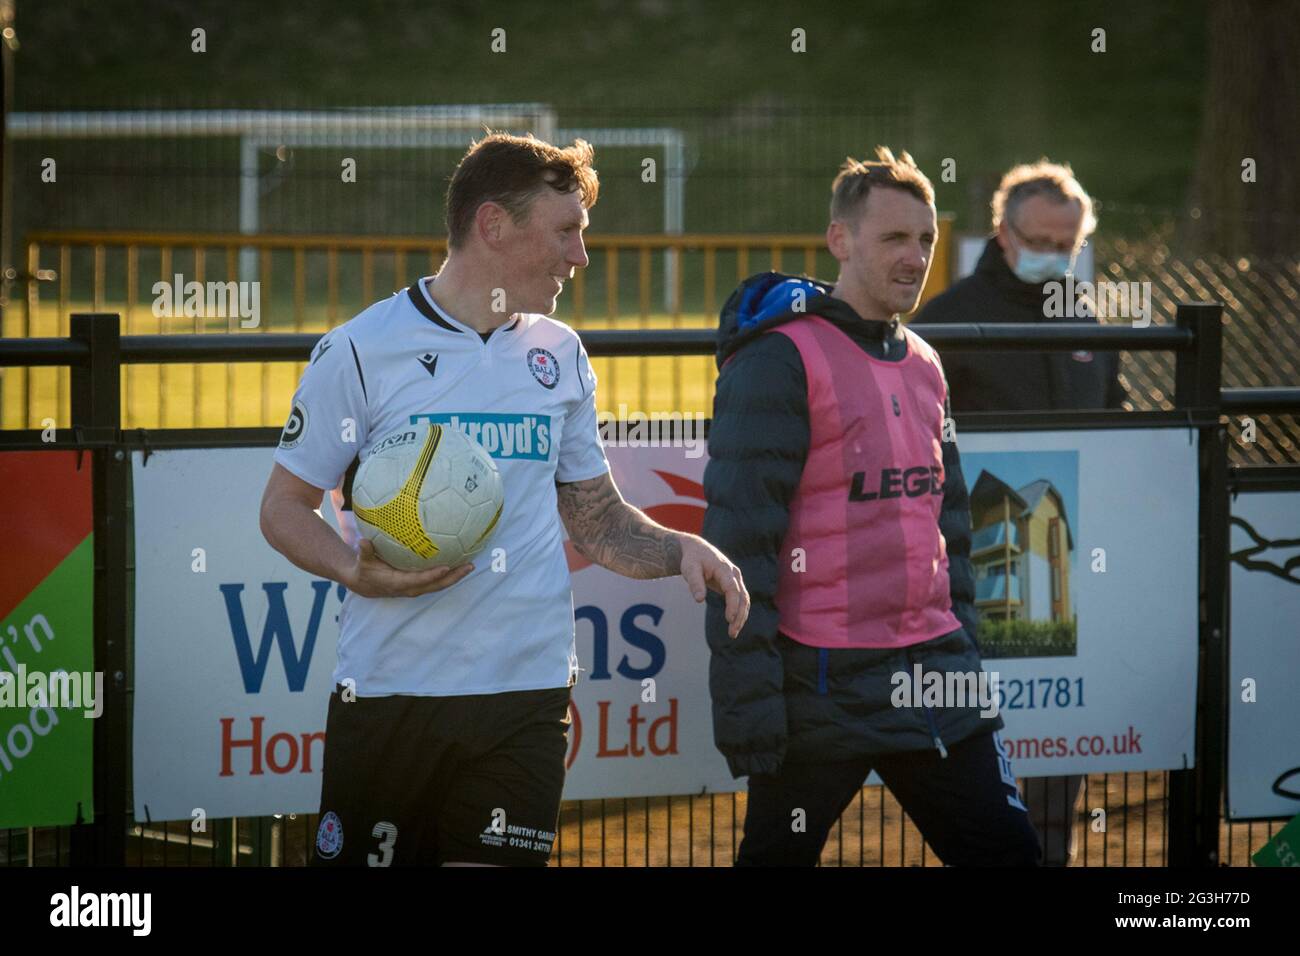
702, 274, 1002, 779
911, 237, 1125, 412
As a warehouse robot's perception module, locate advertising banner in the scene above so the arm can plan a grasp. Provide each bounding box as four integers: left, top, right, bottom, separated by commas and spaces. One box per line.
955, 428, 1199, 777
1227, 489, 1300, 820
132, 427, 1199, 818
133, 448, 341, 821
0, 451, 95, 828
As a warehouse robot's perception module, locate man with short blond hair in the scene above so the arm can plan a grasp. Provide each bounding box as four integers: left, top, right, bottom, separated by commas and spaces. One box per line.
830, 146, 937, 220
704, 147, 1040, 866
261, 132, 749, 867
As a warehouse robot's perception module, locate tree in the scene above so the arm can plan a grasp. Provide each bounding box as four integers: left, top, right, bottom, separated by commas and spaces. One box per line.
1186, 0, 1300, 256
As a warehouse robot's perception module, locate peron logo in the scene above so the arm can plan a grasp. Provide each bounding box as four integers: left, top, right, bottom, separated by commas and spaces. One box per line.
368, 430, 418, 458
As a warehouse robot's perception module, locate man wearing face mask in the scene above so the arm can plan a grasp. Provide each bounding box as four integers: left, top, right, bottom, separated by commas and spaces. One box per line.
912, 160, 1125, 413
911, 161, 1124, 866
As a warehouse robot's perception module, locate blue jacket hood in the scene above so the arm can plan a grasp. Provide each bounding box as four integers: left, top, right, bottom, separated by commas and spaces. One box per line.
716, 272, 833, 368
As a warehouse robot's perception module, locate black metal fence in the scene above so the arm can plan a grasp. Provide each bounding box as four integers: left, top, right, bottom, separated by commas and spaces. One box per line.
1, 305, 1296, 866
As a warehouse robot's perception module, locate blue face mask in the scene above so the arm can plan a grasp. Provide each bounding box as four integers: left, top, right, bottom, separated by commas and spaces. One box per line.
1012, 246, 1073, 284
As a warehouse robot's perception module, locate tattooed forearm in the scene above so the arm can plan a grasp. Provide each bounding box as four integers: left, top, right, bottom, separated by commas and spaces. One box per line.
556, 473, 684, 578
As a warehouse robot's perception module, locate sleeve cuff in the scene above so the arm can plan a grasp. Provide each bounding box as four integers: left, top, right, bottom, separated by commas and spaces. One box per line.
272, 452, 337, 496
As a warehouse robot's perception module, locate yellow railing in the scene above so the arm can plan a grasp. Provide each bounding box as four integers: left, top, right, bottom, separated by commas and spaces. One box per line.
4, 224, 952, 430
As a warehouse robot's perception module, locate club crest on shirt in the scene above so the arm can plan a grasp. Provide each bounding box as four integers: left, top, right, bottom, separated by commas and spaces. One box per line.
891, 394, 901, 416
527, 348, 560, 389
316, 811, 344, 859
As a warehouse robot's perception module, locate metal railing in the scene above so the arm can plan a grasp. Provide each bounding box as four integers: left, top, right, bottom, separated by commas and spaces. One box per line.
3, 227, 954, 430
1, 301, 1296, 867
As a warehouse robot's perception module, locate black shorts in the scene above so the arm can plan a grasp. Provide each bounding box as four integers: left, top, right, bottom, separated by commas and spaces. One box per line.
312, 684, 572, 867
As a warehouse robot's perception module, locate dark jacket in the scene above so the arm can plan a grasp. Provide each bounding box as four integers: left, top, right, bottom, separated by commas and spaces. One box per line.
702, 273, 1001, 779
910, 237, 1125, 412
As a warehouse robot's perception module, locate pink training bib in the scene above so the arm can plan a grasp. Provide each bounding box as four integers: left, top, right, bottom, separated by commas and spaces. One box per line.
771, 316, 960, 649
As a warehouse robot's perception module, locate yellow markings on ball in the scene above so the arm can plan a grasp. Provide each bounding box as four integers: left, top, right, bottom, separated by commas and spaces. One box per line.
470, 501, 504, 551
354, 425, 442, 559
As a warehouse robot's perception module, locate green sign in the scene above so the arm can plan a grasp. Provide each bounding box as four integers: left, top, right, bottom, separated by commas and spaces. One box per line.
1253, 812, 1300, 867
0, 452, 95, 828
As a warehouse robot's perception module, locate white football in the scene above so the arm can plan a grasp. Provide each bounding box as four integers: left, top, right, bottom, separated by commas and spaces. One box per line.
352, 422, 504, 571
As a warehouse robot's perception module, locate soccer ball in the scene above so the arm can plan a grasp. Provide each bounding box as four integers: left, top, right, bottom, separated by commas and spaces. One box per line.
352, 422, 504, 571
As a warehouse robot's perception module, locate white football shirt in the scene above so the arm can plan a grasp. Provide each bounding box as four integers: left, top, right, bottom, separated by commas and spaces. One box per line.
273, 278, 609, 696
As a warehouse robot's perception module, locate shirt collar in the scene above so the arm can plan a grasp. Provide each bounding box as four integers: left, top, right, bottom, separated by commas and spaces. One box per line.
408, 277, 523, 336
